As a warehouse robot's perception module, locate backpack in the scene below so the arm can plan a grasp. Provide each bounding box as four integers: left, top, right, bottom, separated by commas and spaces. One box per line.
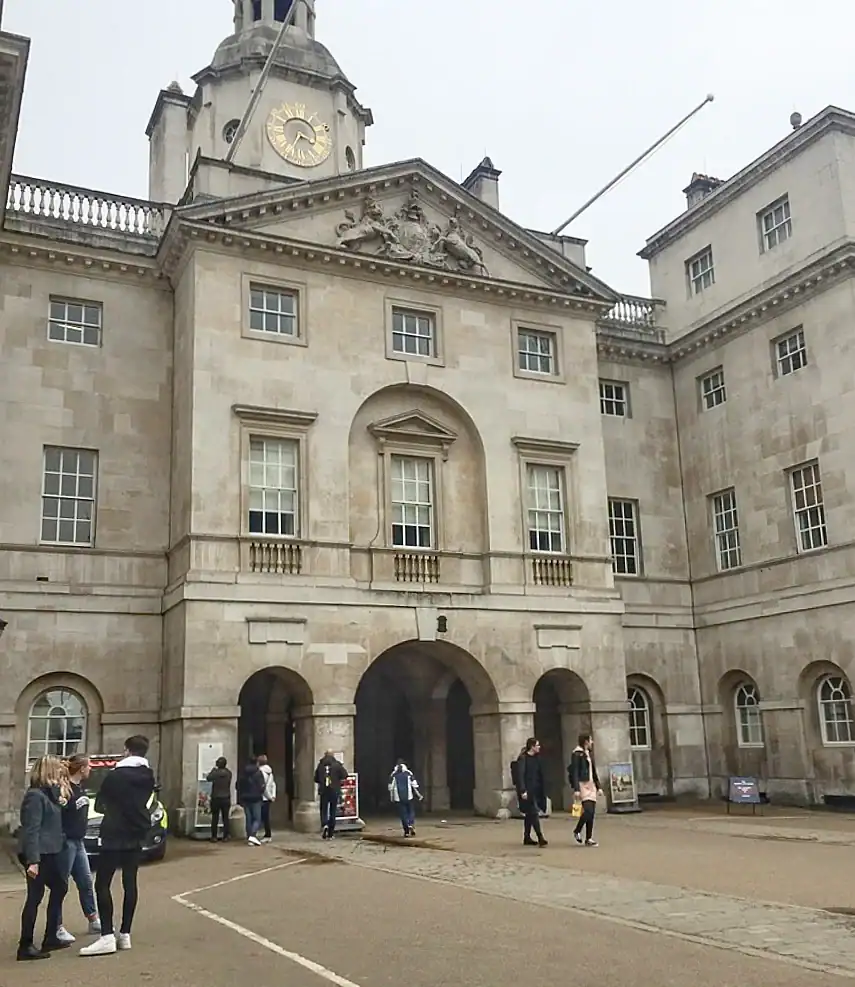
510, 756, 522, 790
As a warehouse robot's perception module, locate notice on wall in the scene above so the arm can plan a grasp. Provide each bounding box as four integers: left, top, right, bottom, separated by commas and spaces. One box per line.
197, 742, 224, 781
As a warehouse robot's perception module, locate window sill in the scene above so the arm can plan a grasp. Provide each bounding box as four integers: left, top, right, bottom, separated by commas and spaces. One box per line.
736, 743, 765, 750
513, 368, 565, 385
385, 349, 444, 368
242, 328, 307, 348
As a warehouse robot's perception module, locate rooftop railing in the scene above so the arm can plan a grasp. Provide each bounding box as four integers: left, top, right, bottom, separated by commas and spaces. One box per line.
598, 293, 666, 342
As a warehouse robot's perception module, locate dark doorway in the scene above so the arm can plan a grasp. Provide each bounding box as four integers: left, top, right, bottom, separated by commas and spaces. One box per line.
354, 667, 413, 813
446, 678, 474, 809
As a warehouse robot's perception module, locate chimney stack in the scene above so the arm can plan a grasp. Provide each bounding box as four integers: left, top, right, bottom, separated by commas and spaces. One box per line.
462, 156, 502, 212
683, 172, 723, 210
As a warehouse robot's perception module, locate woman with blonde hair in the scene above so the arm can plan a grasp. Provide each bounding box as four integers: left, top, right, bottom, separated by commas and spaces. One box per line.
54, 754, 100, 944
16, 755, 71, 961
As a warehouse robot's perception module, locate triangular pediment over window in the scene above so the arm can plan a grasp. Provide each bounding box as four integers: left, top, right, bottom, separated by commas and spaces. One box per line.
368, 410, 458, 455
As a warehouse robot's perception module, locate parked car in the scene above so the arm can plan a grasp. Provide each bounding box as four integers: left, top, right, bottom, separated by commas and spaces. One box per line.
83, 754, 168, 863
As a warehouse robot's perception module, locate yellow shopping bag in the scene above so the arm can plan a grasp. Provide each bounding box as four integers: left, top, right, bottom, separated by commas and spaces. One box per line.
570, 800, 582, 819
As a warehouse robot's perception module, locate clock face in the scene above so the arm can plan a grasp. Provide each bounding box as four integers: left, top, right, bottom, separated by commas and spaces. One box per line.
266, 103, 333, 168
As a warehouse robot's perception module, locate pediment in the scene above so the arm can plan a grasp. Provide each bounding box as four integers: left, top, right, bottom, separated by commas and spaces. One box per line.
368, 410, 458, 455
176, 160, 618, 303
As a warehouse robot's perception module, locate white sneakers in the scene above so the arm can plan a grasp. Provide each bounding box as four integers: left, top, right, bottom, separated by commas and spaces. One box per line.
79, 933, 131, 956
56, 926, 75, 944
247, 835, 261, 846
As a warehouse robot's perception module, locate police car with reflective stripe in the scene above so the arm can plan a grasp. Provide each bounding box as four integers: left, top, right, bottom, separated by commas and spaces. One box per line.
83, 755, 168, 862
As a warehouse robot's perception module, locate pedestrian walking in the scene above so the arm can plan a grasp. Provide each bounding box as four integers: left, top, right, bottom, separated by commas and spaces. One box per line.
16, 755, 71, 961
80, 736, 155, 957
388, 759, 423, 837
206, 757, 233, 842
569, 732, 604, 847
514, 737, 548, 847
237, 756, 266, 846
257, 754, 276, 843
55, 754, 100, 945
314, 750, 348, 840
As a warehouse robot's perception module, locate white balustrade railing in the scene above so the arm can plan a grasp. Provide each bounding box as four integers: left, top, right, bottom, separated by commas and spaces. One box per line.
599, 294, 666, 339
6, 176, 171, 237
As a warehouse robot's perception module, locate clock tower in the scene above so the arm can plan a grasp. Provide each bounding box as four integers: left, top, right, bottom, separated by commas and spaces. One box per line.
146, 0, 373, 203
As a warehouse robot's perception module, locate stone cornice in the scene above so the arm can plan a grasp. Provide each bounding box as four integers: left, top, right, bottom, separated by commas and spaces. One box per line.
0, 28, 30, 227
640, 106, 855, 259
162, 219, 612, 314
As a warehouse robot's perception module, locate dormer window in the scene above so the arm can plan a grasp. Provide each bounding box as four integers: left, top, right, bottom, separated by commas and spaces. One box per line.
274, 0, 293, 21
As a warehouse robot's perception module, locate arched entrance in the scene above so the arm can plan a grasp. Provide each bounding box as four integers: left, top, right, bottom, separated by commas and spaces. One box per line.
354, 641, 498, 816
238, 667, 313, 826
533, 669, 590, 810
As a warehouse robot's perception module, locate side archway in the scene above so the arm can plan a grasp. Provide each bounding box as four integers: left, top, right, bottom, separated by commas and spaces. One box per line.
625, 674, 672, 798
354, 640, 500, 816
533, 669, 590, 811
716, 669, 766, 782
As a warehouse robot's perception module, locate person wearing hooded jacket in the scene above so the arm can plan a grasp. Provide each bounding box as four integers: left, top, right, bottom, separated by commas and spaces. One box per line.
80, 736, 155, 957
388, 759, 423, 837
314, 751, 348, 840
237, 756, 266, 846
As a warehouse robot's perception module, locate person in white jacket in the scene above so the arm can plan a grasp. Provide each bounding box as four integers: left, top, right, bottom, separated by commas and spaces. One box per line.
388, 760, 423, 838
256, 755, 277, 843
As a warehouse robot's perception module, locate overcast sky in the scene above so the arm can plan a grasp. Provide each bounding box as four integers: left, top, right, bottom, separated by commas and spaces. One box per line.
5, 0, 853, 295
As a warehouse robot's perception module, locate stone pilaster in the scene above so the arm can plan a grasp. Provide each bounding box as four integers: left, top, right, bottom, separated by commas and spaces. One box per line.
291, 703, 355, 832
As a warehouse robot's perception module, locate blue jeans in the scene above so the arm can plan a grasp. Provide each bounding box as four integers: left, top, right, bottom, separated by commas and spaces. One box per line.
243, 801, 262, 838
397, 800, 415, 833
60, 838, 96, 922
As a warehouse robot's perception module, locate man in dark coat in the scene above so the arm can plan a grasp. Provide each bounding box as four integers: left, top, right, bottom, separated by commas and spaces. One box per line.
514, 737, 548, 847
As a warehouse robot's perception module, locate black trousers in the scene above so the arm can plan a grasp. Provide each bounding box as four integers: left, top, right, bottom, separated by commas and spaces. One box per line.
19, 852, 67, 947
95, 848, 140, 936
319, 790, 339, 835
261, 800, 272, 838
574, 799, 596, 841
210, 797, 231, 839
521, 802, 545, 842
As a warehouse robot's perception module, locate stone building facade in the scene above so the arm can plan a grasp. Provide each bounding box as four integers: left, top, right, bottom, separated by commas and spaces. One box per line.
1, 2, 853, 829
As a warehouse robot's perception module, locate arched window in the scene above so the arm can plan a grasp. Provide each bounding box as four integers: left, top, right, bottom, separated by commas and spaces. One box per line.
818, 675, 855, 745
27, 688, 87, 764
628, 687, 651, 750
734, 683, 763, 747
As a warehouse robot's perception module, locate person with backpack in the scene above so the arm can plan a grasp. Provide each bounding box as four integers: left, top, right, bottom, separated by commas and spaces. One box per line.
388, 759, 423, 837
237, 756, 266, 846
514, 737, 548, 847
314, 751, 349, 840
80, 736, 155, 957
206, 757, 233, 842
568, 732, 604, 847
256, 754, 277, 843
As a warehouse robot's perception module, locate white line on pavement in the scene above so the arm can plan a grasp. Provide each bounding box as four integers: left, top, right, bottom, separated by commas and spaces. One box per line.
177, 857, 307, 896
172, 896, 362, 987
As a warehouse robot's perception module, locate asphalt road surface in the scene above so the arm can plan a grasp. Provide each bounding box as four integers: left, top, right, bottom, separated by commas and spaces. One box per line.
1, 828, 853, 987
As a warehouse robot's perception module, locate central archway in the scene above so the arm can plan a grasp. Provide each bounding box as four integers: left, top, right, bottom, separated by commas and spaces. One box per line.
533, 669, 591, 811
238, 667, 314, 826
354, 641, 499, 816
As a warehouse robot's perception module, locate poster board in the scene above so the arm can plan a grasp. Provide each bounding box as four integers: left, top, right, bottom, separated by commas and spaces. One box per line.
193, 742, 224, 834
608, 762, 637, 806
726, 776, 761, 814
335, 773, 365, 833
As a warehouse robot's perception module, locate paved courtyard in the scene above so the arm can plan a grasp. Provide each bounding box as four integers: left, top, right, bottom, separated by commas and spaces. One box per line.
2, 804, 855, 986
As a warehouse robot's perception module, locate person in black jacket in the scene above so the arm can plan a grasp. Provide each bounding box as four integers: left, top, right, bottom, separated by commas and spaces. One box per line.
16, 755, 71, 961
206, 757, 233, 842
237, 757, 266, 846
568, 732, 604, 847
514, 737, 548, 848
314, 751, 348, 840
80, 736, 155, 957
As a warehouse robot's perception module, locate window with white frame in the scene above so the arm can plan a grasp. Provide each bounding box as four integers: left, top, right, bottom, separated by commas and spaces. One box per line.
609, 499, 640, 575
817, 675, 855, 745
790, 461, 827, 552
711, 488, 742, 570
41, 447, 97, 546
249, 284, 298, 337
27, 688, 87, 764
759, 196, 792, 252
391, 308, 435, 359
700, 367, 726, 410
48, 298, 102, 347
248, 437, 299, 536
526, 465, 565, 553
775, 328, 807, 377
518, 329, 557, 375
390, 455, 434, 548
687, 246, 715, 295
628, 687, 651, 749
735, 683, 763, 747
599, 380, 629, 417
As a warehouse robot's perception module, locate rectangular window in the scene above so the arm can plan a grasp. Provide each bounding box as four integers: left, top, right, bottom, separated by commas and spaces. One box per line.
518, 329, 556, 375
790, 461, 827, 552
700, 367, 726, 410
759, 196, 792, 252
687, 246, 715, 295
390, 456, 433, 548
248, 285, 298, 337
248, 437, 298, 536
599, 380, 629, 417
391, 308, 435, 358
711, 488, 742, 571
608, 499, 640, 575
41, 447, 97, 546
527, 465, 565, 553
775, 328, 807, 377
48, 298, 102, 347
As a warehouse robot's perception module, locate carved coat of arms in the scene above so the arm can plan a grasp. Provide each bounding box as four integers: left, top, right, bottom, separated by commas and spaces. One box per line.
335, 193, 488, 276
